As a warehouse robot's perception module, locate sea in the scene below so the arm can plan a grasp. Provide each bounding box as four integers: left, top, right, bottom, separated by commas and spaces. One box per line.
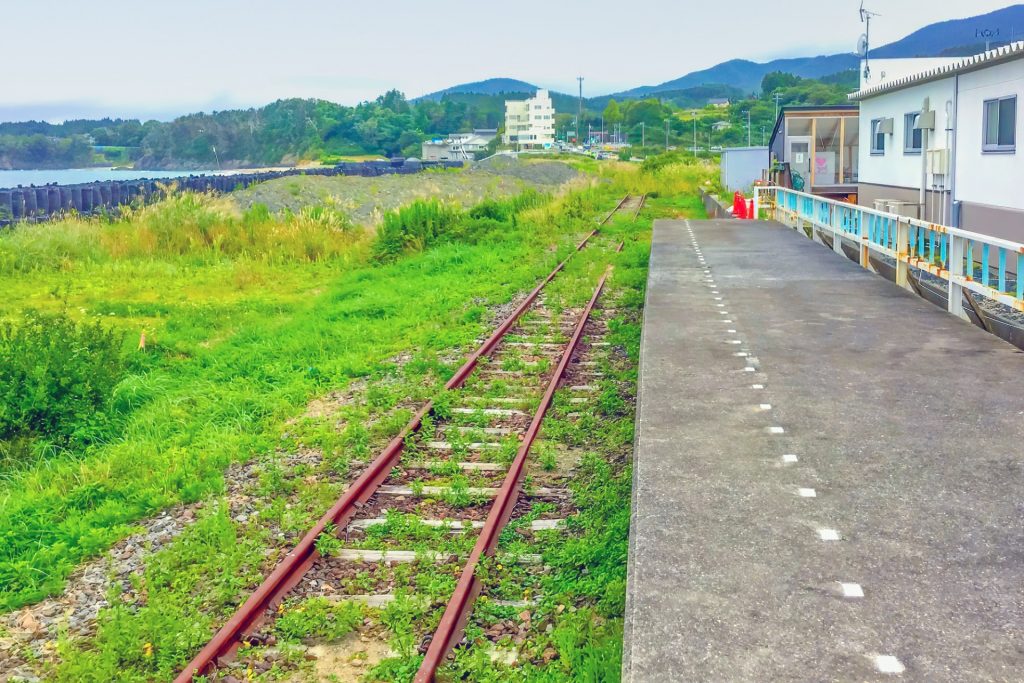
0, 168, 220, 189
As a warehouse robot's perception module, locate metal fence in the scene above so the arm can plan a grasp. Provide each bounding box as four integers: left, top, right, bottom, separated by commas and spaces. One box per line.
754, 186, 1024, 318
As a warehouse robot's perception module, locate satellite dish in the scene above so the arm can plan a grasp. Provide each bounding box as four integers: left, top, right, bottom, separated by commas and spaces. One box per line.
857, 34, 869, 56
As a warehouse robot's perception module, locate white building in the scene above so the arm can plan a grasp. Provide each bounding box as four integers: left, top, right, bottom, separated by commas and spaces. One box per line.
851, 44, 1024, 242
421, 129, 497, 161
503, 90, 555, 149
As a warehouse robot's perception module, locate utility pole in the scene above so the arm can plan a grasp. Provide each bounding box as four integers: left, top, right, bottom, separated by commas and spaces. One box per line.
665, 118, 670, 150
859, 3, 881, 80
741, 110, 751, 146
692, 111, 697, 157
761, 126, 766, 146
577, 76, 584, 146
641, 121, 645, 149
773, 92, 783, 121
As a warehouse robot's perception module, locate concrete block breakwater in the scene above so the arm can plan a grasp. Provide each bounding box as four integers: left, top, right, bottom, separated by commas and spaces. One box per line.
0, 159, 464, 227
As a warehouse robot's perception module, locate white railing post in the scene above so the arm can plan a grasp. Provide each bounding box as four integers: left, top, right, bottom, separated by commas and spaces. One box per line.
895, 220, 911, 291
753, 187, 761, 221
947, 234, 967, 319
831, 204, 843, 255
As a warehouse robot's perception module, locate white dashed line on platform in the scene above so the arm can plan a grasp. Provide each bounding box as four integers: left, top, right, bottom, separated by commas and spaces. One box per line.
873, 655, 905, 675
818, 528, 841, 541
839, 582, 864, 598
797, 487, 817, 497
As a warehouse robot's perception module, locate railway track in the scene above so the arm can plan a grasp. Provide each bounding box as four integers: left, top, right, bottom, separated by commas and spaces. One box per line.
175, 195, 644, 682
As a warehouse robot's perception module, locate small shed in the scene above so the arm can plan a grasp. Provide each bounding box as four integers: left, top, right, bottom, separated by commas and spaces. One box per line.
768, 105, 859, 199
720, 146, 768, 192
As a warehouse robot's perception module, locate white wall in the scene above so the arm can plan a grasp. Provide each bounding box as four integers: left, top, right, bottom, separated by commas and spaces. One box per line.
954, 58, 1024, 211
858, 77, 955, 191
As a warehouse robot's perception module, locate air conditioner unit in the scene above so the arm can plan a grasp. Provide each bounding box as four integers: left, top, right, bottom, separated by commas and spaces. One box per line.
886, 200, 920, 219
877, 117, 895, 135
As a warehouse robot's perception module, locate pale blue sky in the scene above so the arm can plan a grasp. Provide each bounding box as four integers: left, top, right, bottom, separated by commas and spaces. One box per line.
3, 0, 1018, 121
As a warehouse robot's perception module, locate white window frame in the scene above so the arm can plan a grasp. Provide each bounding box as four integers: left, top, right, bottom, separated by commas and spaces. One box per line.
870, 118, 885, 155
903, 112, 922, 154
983, 95, 1016, 153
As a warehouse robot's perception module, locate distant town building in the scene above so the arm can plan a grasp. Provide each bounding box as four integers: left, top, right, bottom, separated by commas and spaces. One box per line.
850, 43, 1024, 241
503, 90, 555, 149
712, 121, 731, 132
421, 129, 497, 161
708, 98, 731, 108
768, 105, 860, 199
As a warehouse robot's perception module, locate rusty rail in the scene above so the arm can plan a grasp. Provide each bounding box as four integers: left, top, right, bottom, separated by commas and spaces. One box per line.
173, 201, 629, 682
414, 241, 624, 681
600, 194, 632, 225
633, 193, 647, 220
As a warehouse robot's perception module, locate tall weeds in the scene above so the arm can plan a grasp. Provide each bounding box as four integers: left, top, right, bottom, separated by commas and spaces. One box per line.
0, 192, 366, 272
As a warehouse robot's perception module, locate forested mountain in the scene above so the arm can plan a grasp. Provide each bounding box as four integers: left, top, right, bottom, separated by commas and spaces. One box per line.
414, 78, 542, 101
611, 4, 1024, 96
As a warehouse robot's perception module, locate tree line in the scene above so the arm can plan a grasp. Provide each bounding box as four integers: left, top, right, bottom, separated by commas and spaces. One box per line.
0, 72, 858, 169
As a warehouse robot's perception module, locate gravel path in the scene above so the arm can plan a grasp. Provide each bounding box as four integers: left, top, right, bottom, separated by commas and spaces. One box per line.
231, 157, 579, 223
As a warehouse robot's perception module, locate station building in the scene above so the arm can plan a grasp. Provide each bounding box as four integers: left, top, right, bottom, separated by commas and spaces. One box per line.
850, 43, 1024, 242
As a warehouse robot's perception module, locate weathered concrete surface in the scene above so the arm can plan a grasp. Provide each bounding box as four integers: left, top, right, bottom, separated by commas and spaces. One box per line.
624, 218, 1024, 682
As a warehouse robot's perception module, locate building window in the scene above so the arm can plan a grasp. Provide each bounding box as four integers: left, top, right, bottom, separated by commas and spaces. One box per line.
870, 119, 885, 155
983, 96, 1016, 152
903, 112, 922, 154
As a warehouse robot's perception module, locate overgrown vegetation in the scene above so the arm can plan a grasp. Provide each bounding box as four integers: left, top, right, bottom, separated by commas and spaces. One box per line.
0, 156, 712, 681
0, 308, 126, 466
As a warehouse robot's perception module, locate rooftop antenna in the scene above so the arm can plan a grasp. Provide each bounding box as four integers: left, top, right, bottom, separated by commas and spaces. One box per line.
859, 2, 881, 81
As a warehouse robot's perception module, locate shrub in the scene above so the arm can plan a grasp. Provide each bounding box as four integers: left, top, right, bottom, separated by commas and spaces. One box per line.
0, 309, 125, 460
372, 198, 462, 262
468, 189, 545, 224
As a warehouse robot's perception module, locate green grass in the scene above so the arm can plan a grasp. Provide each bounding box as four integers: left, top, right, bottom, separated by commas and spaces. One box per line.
0, 191, 590, 614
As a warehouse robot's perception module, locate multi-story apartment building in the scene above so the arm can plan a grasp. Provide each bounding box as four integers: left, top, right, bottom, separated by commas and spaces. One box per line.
503, 90, 555, 149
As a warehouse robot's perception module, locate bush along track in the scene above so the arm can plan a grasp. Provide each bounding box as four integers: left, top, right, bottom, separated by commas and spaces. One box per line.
0, 157, 710, 682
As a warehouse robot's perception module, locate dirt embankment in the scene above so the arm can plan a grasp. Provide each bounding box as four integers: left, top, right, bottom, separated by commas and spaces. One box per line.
230, 157, 579, 225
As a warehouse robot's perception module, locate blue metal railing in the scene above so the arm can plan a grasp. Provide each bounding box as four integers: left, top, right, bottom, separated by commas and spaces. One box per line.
760, 187, 1024, 316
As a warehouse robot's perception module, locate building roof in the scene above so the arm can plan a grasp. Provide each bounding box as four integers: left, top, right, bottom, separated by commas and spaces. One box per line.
849, 41, 1024, 100
776, 105, 859, 114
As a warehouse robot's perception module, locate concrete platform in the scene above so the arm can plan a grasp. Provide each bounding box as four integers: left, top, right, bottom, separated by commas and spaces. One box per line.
624, 219, 1024, 682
